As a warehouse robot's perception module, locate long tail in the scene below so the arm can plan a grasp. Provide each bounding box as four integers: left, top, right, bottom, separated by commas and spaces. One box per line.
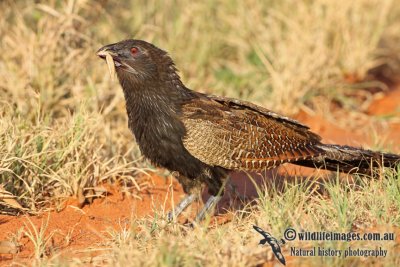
294, 144, 400, 175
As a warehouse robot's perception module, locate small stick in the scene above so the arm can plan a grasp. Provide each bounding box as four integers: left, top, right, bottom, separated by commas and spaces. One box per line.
105, 53, 116, 81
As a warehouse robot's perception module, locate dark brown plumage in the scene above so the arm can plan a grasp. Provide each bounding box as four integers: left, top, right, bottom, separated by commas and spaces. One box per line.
97, 39, 400, 222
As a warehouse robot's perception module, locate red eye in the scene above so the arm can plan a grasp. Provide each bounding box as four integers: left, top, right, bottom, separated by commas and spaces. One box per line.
130, 47, 139, 55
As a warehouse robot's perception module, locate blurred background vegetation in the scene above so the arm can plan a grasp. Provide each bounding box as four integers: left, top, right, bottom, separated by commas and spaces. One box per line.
1, 1, 400, 266
0, 0, 399, 210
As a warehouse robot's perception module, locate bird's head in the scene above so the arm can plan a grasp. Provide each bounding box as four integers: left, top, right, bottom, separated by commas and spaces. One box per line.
97, 39, 176, 84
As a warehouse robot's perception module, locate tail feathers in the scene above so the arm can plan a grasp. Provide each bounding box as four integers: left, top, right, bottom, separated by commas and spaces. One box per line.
294, 144, 400, 175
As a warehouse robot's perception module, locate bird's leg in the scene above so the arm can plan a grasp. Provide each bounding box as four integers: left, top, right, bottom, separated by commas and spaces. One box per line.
192, 174, 229, 224
226, 176, 247, 203
167, 193, 197, 222
193, 195, 222, 223
192, 177, 245, 224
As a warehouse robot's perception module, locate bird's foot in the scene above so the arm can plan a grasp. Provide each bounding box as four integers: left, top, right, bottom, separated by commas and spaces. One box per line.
167, 193, 197, 222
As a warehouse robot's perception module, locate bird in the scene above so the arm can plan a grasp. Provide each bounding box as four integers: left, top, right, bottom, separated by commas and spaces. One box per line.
253, 225, 286, 265
97, 39, 400, 223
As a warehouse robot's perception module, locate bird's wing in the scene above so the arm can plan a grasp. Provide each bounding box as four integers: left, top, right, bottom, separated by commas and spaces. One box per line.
181, 95, 323, 171
253, 225, 269, 237
253, 226, 275, 241
207, 94, 310, 129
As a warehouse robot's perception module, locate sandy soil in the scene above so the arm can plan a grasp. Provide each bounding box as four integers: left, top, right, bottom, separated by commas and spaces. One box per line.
0, 85, 399, 265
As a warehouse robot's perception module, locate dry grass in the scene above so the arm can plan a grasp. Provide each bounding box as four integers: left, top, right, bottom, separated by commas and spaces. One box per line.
25, 169, 400, 266
1, 0, 400, 266
0, 0, 152, 211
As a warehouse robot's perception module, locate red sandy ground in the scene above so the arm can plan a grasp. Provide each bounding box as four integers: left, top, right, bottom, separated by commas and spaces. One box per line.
0, 85, 399, 265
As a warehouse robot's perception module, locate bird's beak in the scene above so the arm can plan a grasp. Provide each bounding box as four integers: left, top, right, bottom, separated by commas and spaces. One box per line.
97, 44, 124, 67
97, 43, 137, 76
97, 45, 122, 80
97, 46, 117, 59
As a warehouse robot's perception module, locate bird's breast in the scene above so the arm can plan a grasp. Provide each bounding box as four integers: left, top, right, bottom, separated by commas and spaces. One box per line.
128, 111, 188, 164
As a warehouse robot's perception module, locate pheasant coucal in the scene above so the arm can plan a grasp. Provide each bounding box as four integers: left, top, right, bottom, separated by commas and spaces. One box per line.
97, 39, 400, 223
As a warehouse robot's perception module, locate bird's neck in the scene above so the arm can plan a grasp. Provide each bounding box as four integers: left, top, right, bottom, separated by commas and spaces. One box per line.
121, 77, 192, 115
117, 70, 195, 140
